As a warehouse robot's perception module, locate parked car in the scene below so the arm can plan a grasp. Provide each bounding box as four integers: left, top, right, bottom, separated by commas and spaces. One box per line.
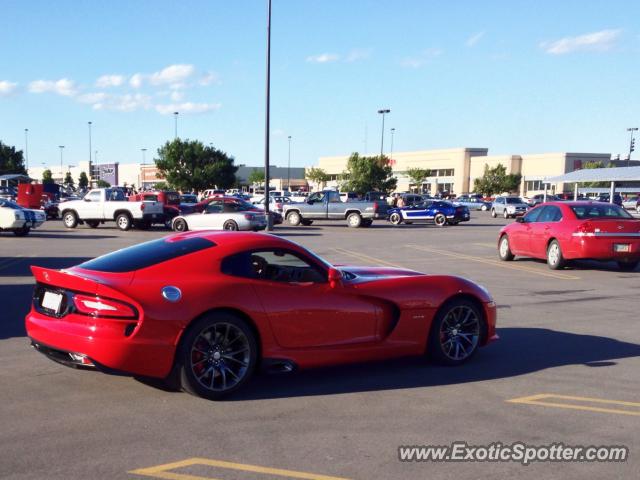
283, 190, 379, 227
0, 198, 46, 236
595, 193, 623, 207
0, 186, 16, 201
252, 195, 291, 213
498, 201, 640, 271
26, 231, 497, 399
388, 200, 470, 227
199, 189, 226, 200
194, 196, 283, 225
527, 194, 560, 207
59, 188, 164, 231
129, 190, 182, 228
621, 195, 640, 212
180, 194, 198, 205
172, 198, 267, 232
455, 195, 492, 211
491, 196, 528, 219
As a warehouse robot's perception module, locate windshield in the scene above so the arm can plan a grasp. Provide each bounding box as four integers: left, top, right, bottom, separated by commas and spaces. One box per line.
0, 199, 22, 209
571, 204, 633, 220
505, 197, 525, 204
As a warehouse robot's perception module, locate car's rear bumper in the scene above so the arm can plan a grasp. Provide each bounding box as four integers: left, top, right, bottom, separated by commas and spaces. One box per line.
573, 237, 640, 261
25, 309, 175, 378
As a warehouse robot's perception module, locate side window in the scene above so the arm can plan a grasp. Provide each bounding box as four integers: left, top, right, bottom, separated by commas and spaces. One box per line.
538, 206, 562, 222
328, 191, 341, 203
205, 201, 223, 214
523, 206, 543, 223
221, 250, 326, 283
308, 192, 323, 203
86, 191, 101, 202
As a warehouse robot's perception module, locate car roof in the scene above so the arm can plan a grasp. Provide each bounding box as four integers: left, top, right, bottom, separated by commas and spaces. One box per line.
168, 231, 296, 252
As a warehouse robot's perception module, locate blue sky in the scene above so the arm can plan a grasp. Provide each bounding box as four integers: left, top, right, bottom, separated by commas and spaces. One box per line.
1, 0, 639, 171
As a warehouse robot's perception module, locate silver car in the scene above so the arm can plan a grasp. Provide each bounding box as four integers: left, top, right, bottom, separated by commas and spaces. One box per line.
172, 198, 267, 232
491, 196, 528, 219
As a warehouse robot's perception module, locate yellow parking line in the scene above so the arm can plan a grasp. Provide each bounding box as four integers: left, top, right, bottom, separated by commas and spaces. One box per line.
507, 394, 640, 416
406, 244, 580, 280
129, 457, 350, 480
473, 242, 497, 248
331, 247, 404, 269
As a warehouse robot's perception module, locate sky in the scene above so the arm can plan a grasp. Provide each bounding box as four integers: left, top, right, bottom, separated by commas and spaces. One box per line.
1, 0, 639, 171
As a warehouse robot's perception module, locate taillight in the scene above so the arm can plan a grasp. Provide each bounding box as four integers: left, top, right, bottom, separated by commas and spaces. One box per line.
276, 203, 282, 209
140, 203, 145, 211
574, 222, 595, 237
243, 213, 255, 220
73, 294, 137, 319
373, 201, 378, 212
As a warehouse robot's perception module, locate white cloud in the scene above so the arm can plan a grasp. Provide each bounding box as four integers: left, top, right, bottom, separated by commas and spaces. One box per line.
170, 91, 185, 102
0, 80, 18, 96
155, 102, 221, 115
95, 74, 125, 88
28, 78, 77, 96
129, 73, 144, 88
344, 48, 371, 63
149, 64, 196, 85
466, 31, 485, 47
77, 92, 108, 104
541, 29, 622, 55
400, 48, 442, 68
198, 72, 219, 86
306, 53, 340, 63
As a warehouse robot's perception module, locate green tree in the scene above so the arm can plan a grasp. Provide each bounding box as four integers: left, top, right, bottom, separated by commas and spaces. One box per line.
248, 168, 265, 185
405, 168, 431, 192
96, 179, 111, 188
340, 153, 397, 195
153, 181, 168, 190
473, 164, 522, 196
0, 141, 27, 176
78, 171, 89, 189
155, 139, 238, 193
305, 167, 330, 190
63, 171, 74, 187
42, 169, 54, 184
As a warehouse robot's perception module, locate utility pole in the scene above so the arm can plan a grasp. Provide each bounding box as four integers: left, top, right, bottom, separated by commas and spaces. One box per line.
24, 129, 29, 172
377, 108, 390, 157
287, 135, 292, 192
627, 127, 638, 167
264, 0, 273, 230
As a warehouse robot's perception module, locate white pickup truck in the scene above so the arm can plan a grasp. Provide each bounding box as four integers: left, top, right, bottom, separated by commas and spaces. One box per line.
60, 188, 164, 231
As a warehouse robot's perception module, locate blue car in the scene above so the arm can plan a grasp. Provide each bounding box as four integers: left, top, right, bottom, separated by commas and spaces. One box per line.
388, 200, 470, 227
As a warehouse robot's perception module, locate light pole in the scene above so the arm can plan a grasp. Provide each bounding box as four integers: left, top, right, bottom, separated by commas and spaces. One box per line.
287, 135, 292, 192
390, 127, 395, 160
24, 129, 29, 172
627, 127, 638, 167
173, 111, 179, 139
58, 146, 65, 184
88, 122, 93, 168
377, 108, 390, 157
264, 0, 273, 230
141, 148, 147, 190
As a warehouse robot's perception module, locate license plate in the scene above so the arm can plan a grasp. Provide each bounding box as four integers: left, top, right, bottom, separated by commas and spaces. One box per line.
614, 244, 630, 252
42, 291, 63, 313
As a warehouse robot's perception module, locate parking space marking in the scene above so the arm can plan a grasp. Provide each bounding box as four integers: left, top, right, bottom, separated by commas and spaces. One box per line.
507, 394, 640, 416
406, 244, 580, 280
129, 457, 350, 480
331, 247, 404, 269
473, 242, 497, 248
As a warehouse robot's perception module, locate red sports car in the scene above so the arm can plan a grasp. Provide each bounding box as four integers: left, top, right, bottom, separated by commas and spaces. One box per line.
25, 232, 497, 400
498, 201, 640, 271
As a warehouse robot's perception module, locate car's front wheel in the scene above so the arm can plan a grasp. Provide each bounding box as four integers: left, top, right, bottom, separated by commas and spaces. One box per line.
503, 209, 509, 219
178, 313, 258, 400
547, 240, 565, 270
428, 298, 485, 366
498, 234, 514, 261
491, 208, 497, 218
63, 211, 78, 229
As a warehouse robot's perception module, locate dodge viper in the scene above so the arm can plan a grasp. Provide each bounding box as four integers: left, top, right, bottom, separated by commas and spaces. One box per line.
26, 232, 497, 399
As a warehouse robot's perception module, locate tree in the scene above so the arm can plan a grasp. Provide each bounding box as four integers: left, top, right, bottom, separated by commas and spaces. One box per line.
305, 167, 330, 190
473, 164, 522, 196
155, 139, 238, 193
153, 181, 168, 190
248, 168, 265, 185
42, 169, 54, 184
405, 168, 431, 192
63, 171, 74, 187
78, 171, 89, 189
96, 179, 111, 188
0, 141, 27, 176
340, 153, 397, 195
581, 160, 616, 188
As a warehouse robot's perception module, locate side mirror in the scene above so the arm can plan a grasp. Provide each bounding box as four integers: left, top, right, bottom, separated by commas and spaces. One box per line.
307, 200, 314, 205
84, 197, 90, 202
516, 216, 525, 223
328, 268, 342, 288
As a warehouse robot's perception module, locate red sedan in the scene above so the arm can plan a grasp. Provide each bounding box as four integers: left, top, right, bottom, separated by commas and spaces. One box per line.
498, 201, 640, 271
25, 232, 497, 400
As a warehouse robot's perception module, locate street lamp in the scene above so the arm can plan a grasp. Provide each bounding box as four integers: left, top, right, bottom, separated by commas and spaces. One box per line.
627, 127, 638, 167
173, 112, 179, 139
140, 148, 147, 190
390, 127, 395, 160
88, 121, 92, 165
24, 129, 29, 172
58, 146, 65, 184
377, 108, 390, 157
264, 0, 273, 230
287, 135, 292, 192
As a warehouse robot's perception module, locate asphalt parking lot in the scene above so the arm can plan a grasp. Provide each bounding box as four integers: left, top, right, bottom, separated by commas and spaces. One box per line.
1, 214, 638, 479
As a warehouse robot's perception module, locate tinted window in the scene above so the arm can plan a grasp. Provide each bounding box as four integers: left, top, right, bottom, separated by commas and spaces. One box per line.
537, 206, 562, 222
221, 250, 326, 283
523, 207, 543, 223
205, 201, 223, 214
505, 197, 524, 204
571, 205, 633, 219
79, 237, 215, 272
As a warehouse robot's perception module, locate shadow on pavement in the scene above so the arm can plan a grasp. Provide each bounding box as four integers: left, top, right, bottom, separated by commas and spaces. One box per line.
0, 257, 92, 277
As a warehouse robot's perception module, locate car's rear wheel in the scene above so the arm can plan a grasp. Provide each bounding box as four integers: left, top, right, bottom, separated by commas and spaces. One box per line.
223, 220, 238, 231
547, 240, 565, 270
116, 213, 132, 231
428, 298, 484, 366
86, 220, 99, 228
491, 208, 497, 218
173, 218, 188, 232
498, 234, 515, 261
347, 212, 362, 228
618, 260, 639, 272
287, 211, 301, 226
434, 213, 446, 227
389, 212, 402, 225
63, 211, 78, 229
13, 226, 30, 236
178, 313, 257, 400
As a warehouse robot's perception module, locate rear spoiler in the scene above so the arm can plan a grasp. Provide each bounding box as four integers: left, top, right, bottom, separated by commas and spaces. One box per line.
31, 266, 100, 295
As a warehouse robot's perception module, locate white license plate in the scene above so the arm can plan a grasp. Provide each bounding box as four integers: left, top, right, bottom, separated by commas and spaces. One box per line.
614, 244, 630, 253
42, 291, 63, 312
